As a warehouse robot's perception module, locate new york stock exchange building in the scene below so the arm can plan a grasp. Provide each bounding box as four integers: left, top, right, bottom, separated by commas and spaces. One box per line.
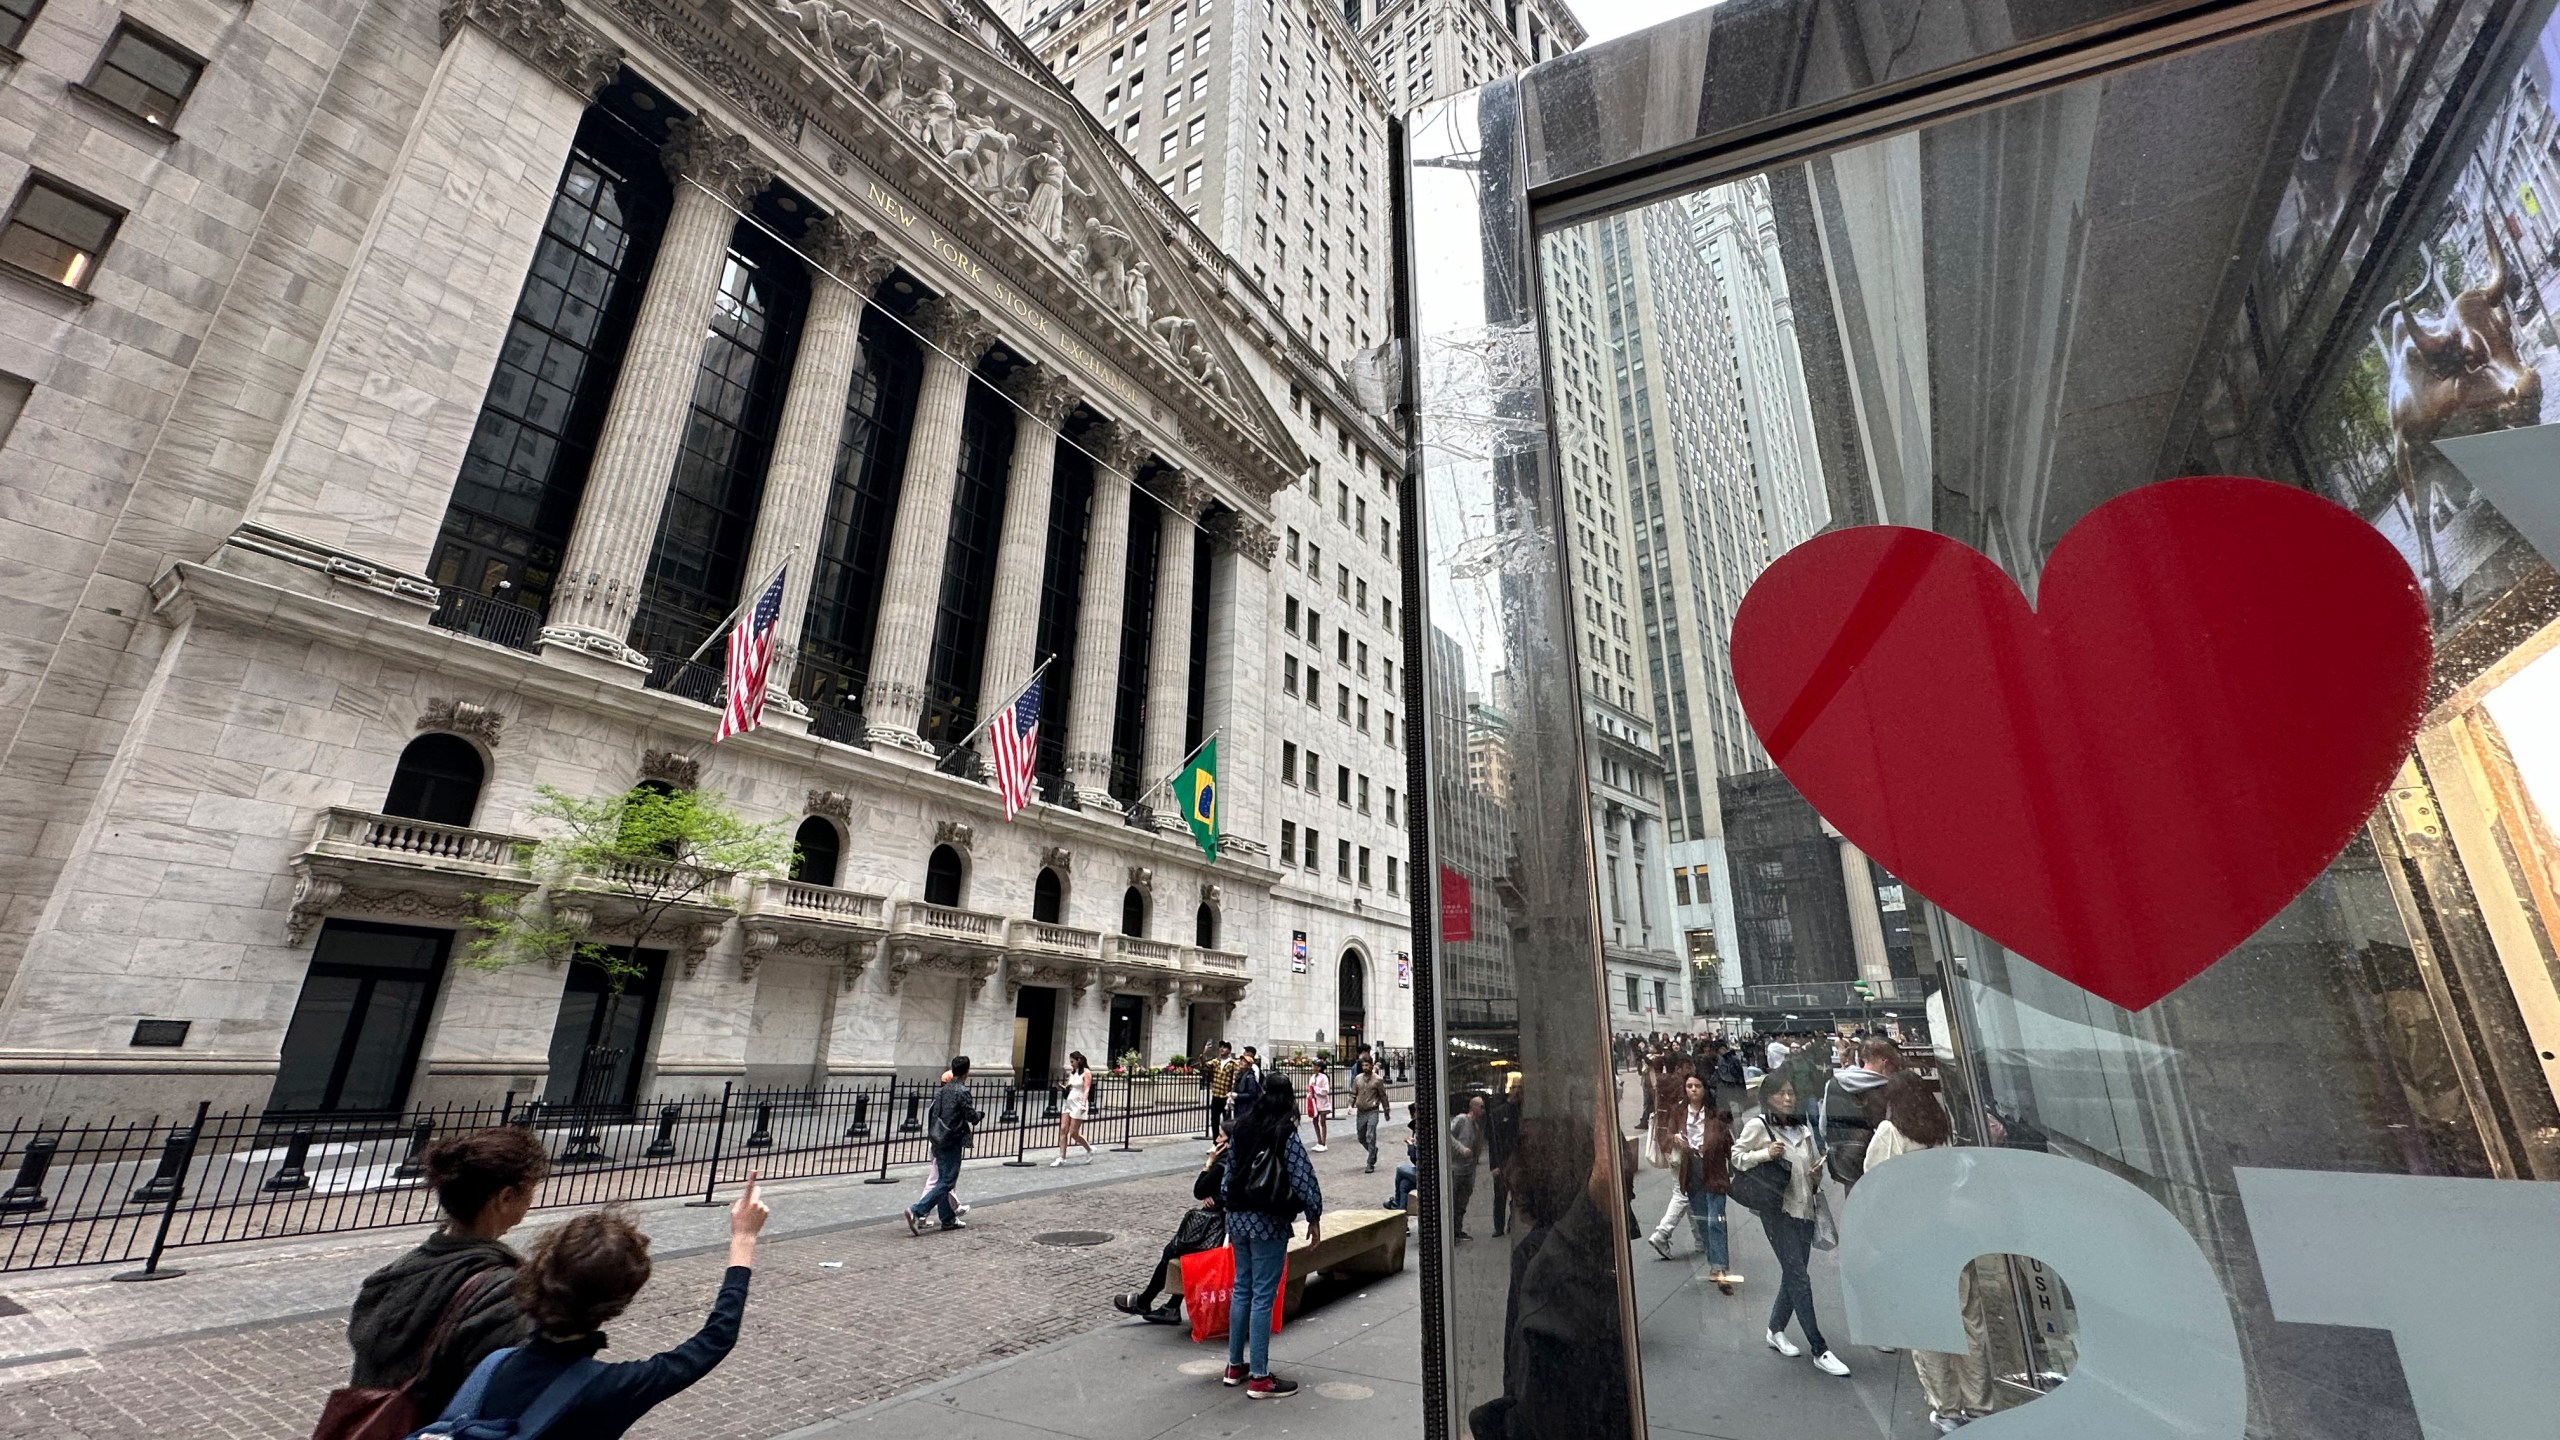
0, 0, 1405, 1119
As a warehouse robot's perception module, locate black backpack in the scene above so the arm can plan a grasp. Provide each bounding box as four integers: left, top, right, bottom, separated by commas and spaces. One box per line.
1229, 1131, 1296, 1215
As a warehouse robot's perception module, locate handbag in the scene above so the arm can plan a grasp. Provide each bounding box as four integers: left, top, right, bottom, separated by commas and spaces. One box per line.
1182, 1244, 1288, 1343
1172, 1207, 1228, 1254
312, 1268, 508, 1440
1727, 1146, 1792, 1217
1810, 1187, 1839, 1252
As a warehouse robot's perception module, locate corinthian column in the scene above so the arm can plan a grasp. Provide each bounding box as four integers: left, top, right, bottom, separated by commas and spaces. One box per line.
1141, 478, 1200, 822
741, 217, 900, 709
541, 117, 771, 666
1065, 426, 1141, 809
1200, 514, 1276, 856
978, 366, 1079, 710
1837, 836, 1894, 985
863, 296, 994, 751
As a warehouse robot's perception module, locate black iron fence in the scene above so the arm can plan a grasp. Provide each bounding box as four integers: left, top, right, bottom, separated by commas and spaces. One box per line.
0, 1069, 1416, 1278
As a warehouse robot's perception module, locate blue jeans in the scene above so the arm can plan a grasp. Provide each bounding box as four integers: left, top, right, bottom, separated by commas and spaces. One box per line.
1387, 1163, 1418, 1210
1690, 1192, 1729, 1272
1356, 1110, 1381, 1169
1760, 1209, 1827, 1353
1226, 1233, 1290, 1375
910, 1143, 963, 1226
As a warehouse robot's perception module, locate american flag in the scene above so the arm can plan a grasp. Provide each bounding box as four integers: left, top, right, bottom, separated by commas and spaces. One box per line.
988, 673, 1043, 818
716, 566, 787, 742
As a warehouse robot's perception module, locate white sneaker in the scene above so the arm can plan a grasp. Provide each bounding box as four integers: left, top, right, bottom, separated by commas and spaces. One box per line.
1812, 1351, 1850, 1377
954, 1203, 971, 1217
1313, 1143, 1328, 1151
1050, 1157, 1066, 1166
1766, 1330, 1801, 1358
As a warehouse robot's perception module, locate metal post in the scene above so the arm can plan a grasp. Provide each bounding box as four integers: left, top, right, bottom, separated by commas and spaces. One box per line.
391, 1119, 436, 1179
129, 1113, 200, 1205
643, 1104, 682, 1159
1005, 1084, 1035, 1167
845, 1090, 872, 1139
1115, 1075, 1139, 1152
0, 1135, 58, 1214
260, 1128, 315, 1192
897, 1089, 923, 1133
745, 1102, 775, 1149
684, 1083, 733, 1207
862, 1080, 898, 1183
114, 1101, 207, 1282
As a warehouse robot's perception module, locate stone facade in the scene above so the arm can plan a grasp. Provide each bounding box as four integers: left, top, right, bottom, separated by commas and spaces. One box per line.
0, 0, 1407, 1120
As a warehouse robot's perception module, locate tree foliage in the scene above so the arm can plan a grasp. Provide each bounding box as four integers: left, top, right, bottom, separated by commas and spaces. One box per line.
466, 784, 794, 988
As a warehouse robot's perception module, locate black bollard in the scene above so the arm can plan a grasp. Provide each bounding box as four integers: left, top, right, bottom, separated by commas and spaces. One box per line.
997, 1084, 1020, 1126
745, 1103, 775, 1149
0, 1137, 59, 1214
1045, 1084, 1062, 1120
898, 1092, 923, 1134
845, 1090, 872, 1139
390, 1119, 435, 1180
643, 1104, 682, 1158
129, 1123, 200, 1205
262, 1128, 315, 1192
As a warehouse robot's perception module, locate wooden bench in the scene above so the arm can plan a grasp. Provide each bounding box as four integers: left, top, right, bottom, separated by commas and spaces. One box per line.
1162, 1207, 1409, 1318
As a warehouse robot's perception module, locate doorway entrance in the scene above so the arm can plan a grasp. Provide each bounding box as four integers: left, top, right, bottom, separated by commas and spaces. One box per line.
269, 921, 451, 1115
542, 949, 667, 1111
1338, 950, 1367, 1056
1013, 984, 1059, 1082
1107, 993, 1146, 1067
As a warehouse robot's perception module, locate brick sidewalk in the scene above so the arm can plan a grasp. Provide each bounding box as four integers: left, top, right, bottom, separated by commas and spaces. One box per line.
0, 1127, 1408, 1439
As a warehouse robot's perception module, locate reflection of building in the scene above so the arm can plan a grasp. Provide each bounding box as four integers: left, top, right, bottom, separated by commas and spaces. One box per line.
1465, 702, 1514, 805
1360, 0, 1581, 115
1431, 629, 1517, 1010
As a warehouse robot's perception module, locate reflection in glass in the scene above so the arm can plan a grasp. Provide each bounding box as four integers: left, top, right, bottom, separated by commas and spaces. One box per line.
1407, 2, 2560, 1435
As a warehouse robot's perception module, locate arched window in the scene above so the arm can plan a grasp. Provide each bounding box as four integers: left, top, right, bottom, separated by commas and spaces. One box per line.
1196, 903, 1217, 948
791, 816, 841, 887
1034, 868, 1064, 923
1121, 886, 1147, 937
1338, 950, 1368, 1053
925, 844, 965, 907
382, 734, 485, 827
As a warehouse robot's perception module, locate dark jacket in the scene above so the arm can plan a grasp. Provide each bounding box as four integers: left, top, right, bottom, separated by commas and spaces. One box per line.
346, 1233, 527, 1418
1715, 1050, 1745, 1087
929, 1078, 983, 1150
1232, 1063, 1263, 1108
471, 1265, 750, 1439
1487, 1096, 1523, 1170
1821, 1070, 1891, 1185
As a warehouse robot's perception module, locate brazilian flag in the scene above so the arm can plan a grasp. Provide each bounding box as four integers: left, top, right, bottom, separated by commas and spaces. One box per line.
1174, 739, 1219, 862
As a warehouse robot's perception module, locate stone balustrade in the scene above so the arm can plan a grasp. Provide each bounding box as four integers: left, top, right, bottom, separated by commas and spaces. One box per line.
1190, 946, 1247, 973
892, 899, 1007, 945
1008, 918, 1104, 959
1108, 933, 1185, 970
749, 876, 888, 926
308, 807, 526, 871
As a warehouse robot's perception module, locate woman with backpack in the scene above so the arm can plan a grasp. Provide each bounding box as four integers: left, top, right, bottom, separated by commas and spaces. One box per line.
323, 1127, 548, 1436
419, 1175, 770, 1437
1731, 1066, 1847, 1378
1209, 1073, 1322, 1399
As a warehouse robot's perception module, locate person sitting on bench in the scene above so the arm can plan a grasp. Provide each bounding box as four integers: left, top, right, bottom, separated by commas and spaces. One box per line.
1113, 1137, 1230, 1323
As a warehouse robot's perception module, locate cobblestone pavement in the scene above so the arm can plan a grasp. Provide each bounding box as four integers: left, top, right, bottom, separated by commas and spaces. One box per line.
0, 1124, 1414, 1439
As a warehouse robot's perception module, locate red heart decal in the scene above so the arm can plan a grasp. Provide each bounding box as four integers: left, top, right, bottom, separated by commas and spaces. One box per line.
1729, 476, 2430, 1011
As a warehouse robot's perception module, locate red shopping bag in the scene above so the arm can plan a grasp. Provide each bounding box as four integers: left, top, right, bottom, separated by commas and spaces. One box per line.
1182, 1244, 1288, 1343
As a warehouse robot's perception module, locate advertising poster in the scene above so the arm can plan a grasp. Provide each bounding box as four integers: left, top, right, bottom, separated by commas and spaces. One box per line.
1396, 951, 1412, 989
1290, 930, 1308, 974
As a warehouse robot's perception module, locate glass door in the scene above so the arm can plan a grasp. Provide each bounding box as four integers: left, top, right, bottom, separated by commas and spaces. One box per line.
269, 921, 450, 1116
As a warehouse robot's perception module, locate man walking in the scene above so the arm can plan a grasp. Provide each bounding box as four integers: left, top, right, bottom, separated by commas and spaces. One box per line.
1207, 1041, 1238, 1147
1352, 1057, 1390, 1173
1486, 1074, 1523, 1237
1447, 1093, 1487, 1241
907, 1055, 983, 1235
1199, 1039, 1222, 1140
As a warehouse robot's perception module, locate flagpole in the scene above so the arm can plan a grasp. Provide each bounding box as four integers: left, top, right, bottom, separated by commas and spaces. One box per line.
978, 655, 1057, 740
681, 546, 798, 668
1134, 728, 1222, 811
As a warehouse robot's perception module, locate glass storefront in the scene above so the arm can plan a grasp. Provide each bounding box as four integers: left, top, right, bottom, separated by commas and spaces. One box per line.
1397, 1, 2560, 1436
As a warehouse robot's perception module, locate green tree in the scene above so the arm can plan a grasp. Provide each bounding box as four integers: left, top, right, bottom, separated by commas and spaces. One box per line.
467, 784, 794, 990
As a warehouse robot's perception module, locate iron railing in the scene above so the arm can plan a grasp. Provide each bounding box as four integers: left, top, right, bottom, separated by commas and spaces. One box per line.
428, 588, 544, 652
644, 655, 726, 706
0, 1070, 1416, 1277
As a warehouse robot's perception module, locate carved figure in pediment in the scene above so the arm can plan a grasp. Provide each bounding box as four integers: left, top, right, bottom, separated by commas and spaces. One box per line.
846, 22, 905, 105
918, 67, 961, 155
946, 119, 1018, 205
768, 0, 852, 54
1021, 148, 1091, 247
1125, 261, 1153, 330
1151, 313, 1197, 355
1075, 216, 1136, 299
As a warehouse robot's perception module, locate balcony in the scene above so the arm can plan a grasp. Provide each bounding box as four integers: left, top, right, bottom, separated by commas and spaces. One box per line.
739, 877, 890, 978
288, 807, 535, 940
428, 588, 543, 653
1003, 919, 1104, 1000
1191, 946, 1247, 974
1108, 934, 1186, 970
884, 900, 1008, 993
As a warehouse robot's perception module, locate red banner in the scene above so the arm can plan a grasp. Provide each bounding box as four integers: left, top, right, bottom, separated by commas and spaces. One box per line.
1439, 867, 1473, 942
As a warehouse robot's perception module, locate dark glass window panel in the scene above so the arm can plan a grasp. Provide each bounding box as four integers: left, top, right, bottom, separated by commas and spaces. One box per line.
1034, 868, 1063, 922
925, 845, 965, 906
430, 117, 669, 618
0, 0, 43, 52
382, 733, 486, 827
86, 25, 199, 126
1033, 439, 1095, 783
541, 949, 664, 1110
1110, 493, 1162, 802
1121, 886, 1146, 936
919, 381, 1017, 750
791, 816, 840, 887
0, 177, 118, 288
797, 313, 923, 725
631, 230, 806, 660
268, 922, 448, 1115
1185, 516, 1212, 750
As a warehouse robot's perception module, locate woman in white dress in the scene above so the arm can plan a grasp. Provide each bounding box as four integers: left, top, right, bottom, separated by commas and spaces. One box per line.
1305, 1066, 1332, 1151
1055, 1051, 1096, 1165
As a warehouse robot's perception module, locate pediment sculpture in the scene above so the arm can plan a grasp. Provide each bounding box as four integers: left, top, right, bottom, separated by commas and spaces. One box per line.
757, 0, 1246, 413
